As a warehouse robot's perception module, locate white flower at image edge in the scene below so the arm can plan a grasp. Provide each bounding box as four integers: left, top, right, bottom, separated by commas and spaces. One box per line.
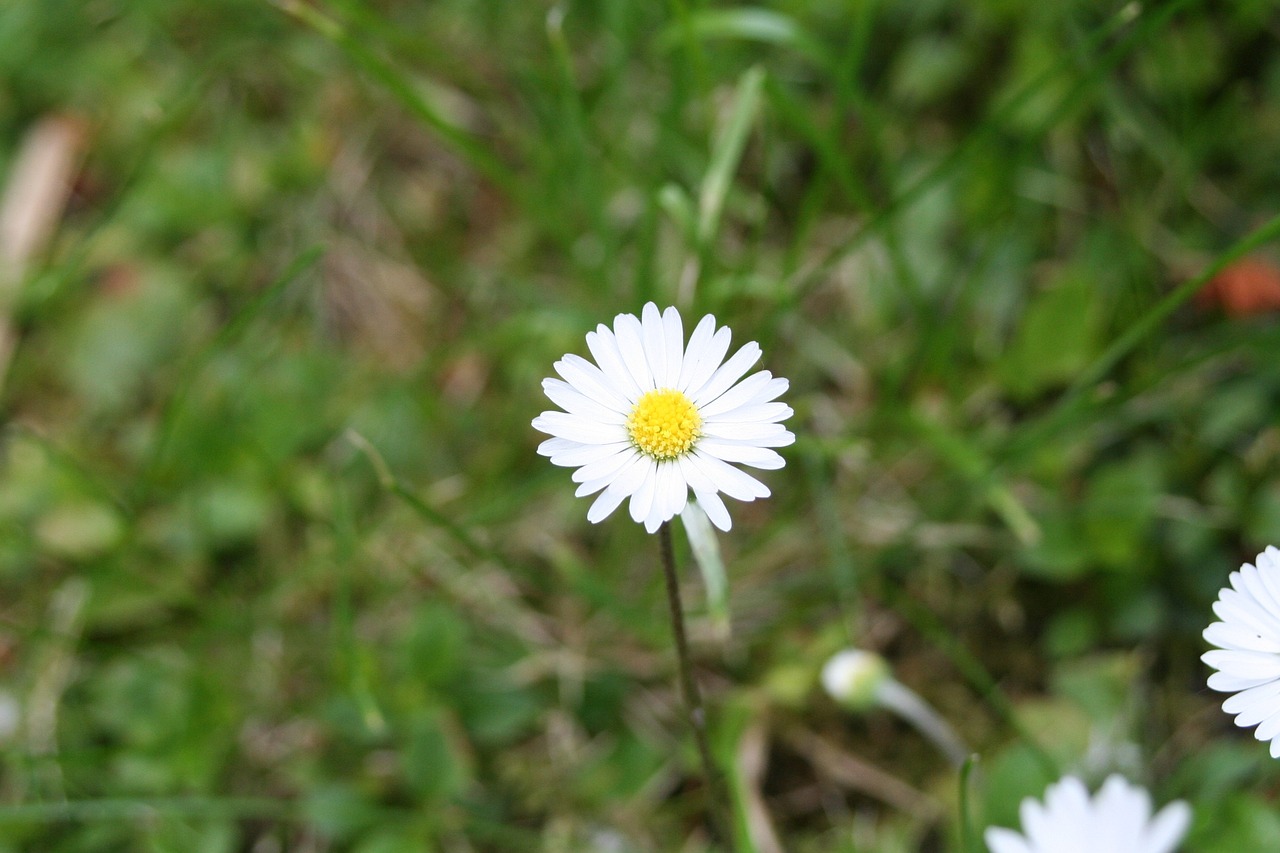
1202, 545, 1280, 757
532, 303, 794, 533
985, 775, 1190, 853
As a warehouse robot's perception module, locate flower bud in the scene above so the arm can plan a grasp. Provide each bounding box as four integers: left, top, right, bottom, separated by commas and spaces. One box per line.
821, 649, 891, 711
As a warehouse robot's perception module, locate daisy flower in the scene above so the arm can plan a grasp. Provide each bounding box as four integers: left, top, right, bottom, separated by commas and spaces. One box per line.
985, 775, 1190, 853
1202, 545, 1280, 757
532, 302, 793, 533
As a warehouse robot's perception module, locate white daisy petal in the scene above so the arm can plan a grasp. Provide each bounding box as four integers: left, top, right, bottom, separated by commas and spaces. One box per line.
555, 353, 632, 410
570, 447, 641, 484
1143, 802, 1191, 853
585, 329, 642, 403
542, 378, 627, 423
1255, 706, 1280, 743
575, 477, 609, 498
1213, 593, 1277, 640
535, 305, 791, 531
537, 437, 579, 458
551, 441, 632, 469
1202, 649, 1280, 680
983, 827, 1033, 853
700, 426, 796, 448
692, 490, 732, 532
744, 375, 790, 406
675, 454, 720, 495
701, 421, 792, 442
587, 478, 630, 523
584, 456, 651, 512
697, 370, 774, 418
985, 776, 1189, 853
682, 325, 733, 398
1203, 620, 1280, 653
698, 441, 785, 470
1238, 564, 1280, 617
644, 462, 683, 533
1255, 557, 1280, 615
628, 462, 658, 524
1223, 679, 1280, 716
648, 464, 672, 528
1232, 695, 1280, 728
677, 314, 718, 391
746, 427, 796, 448
661, 306, 684, 387
641, 302, 668, 391
1203, 545, 1280, 757
532, 412, 628, 445
661, 461, 688, 520
1018, 798, 1052, 847
691, 341, 762, 406
691, 451, 770, 501
614, 312, 655, 392
610, 454, 651, 498
1208, 670, 1275, 693
708, 402, 794, 424
1097, 775, 1150, 832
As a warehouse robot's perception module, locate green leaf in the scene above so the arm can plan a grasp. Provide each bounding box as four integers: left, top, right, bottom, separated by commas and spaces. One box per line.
35, 500, 124, 560
454, 674, 542, 746
1050, 652, 1141, 726
1246, 482, 1280, 546
303, 784, 379, 843
402, 710, 469, 802
1191, 793, 1280, 852
1000, 273, 1102, 399
1043, 607, 1100, 657
355, 827, 437, 853
1079, 452, 1163, 570
402, 603, 468, 690
60, 266, 203, 414
188, 480, 274, 550
890, 34, 972, 105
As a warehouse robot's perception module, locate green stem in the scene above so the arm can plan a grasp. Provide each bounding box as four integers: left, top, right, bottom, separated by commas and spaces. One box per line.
658, 523, 735, 851
959, 754, 981, 853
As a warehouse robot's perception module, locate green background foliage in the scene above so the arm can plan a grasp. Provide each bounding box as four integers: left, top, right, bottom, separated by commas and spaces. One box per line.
2, 0, 1279, 849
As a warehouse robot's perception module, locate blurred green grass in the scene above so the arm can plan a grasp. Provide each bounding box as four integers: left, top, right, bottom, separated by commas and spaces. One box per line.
2, 0, 1280, 850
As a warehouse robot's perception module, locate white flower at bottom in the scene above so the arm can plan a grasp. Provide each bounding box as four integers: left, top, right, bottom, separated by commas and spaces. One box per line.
1202, 545, 1280, 757
985, 775, 1190, 853
533, 303, 794, 533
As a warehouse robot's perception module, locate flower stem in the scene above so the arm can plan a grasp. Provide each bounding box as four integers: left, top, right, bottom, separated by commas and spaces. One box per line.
658, 522, 735, 851
877, 678, 969, 768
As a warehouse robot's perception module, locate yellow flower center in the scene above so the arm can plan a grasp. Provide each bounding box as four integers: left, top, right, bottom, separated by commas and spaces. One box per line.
626, 388, 702, 460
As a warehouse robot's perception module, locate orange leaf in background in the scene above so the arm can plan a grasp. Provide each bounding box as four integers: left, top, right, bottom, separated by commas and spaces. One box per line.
1197, 256, 1280, 317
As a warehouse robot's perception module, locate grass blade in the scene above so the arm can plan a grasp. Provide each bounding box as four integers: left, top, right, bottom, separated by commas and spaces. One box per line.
784, 0, 1203, 302
657, 8, 832, 70
276, 0, 518, 197
139, 245, 323, 498
959, 754, 981, 853
697, 65, 765, 247
1007, 211, 1280, 460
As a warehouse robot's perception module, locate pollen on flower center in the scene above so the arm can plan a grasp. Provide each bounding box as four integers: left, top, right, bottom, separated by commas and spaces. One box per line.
626, 388, 702, 460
